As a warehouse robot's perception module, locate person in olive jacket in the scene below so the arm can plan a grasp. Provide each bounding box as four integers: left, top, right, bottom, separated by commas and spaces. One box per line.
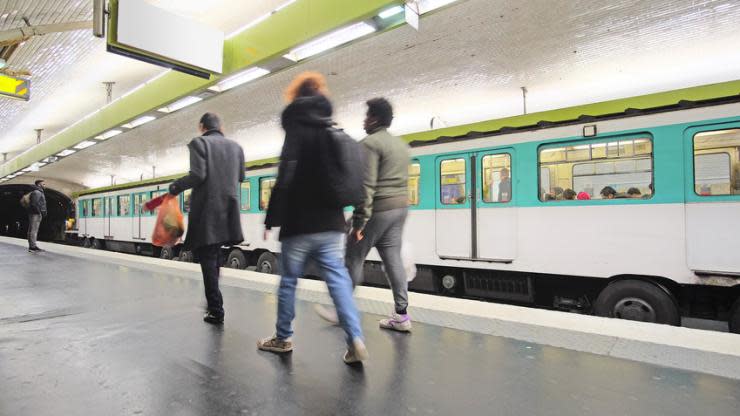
169, 112, 245, 325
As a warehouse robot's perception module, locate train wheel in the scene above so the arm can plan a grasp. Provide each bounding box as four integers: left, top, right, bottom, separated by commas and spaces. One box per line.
257, 252, 278, 275
594, 279, 680, 326
227, 249, 247, 269
729, 297, 740, 334
160, 246, 174, 260
179, 250, 194, 263
82, 238, 92, 248
91, 239, 104, 250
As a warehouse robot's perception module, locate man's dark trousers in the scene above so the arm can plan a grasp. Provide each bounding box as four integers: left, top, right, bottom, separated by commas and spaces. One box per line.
195, 244, 224, 318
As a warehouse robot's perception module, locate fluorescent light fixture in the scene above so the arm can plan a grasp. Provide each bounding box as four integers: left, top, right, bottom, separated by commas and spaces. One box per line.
419, 0, 459, 13
57, 149, 76, 157
122, 115, 156, 129
378, 5, 404, 19
158, 96, 203, 113
95, 129, 123, 140
209, 67, 270, 92
36, 162, 47, 167
14, 171, 25, 176
74, 140, 97, 150
22, 167, 33, 172
283, 22, 376, 62
0, 58, 6, 70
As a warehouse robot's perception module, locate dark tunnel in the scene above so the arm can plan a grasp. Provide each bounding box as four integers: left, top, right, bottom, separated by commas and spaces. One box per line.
0, 184, 73, 243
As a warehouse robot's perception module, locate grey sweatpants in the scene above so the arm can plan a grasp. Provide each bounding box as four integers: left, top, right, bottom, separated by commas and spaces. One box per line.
28, 214, 42, 248
346, 207, 408, 313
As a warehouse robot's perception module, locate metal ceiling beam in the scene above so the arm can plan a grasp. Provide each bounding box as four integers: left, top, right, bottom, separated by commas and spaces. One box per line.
0, 20, 93, 46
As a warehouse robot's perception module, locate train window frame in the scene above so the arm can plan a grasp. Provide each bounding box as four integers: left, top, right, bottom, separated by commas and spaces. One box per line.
259, 177, 276, 211
106, 196, 117, 218
80, 200, 89, 218
692, 128, 740, 197
118, 194, 131, 217
537, 135, 654, 202
480, 153, 512, 204
408, 161, 421, 206
439, 157, 467, 205
91, 198, 103, 218
240, 181, 251, 212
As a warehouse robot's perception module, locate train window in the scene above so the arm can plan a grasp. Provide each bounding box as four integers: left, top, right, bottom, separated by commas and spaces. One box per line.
81, 200, 89, 218
91, 198, 103, 217
118, 195, 131, 216
408, 163, 420, 206
481, 154, 512, 203
240, 182, 251, 211
440, 158, 466, 205
183, 189, 192, 213
693, 129, 740, 196
134, 193, 146, 216
106, 197, 117, 217
259, 177, 276, 211
539, 137, 653, 201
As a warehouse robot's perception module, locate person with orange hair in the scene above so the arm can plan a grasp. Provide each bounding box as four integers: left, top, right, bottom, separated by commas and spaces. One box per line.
259, 72, 368, 364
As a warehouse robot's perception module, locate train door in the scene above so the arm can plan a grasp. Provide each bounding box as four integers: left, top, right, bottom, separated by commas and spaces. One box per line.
476, 150, 517, 262
132, 192, 146, 240
685, 125, 740, 274
435, 153, 472, 258
104, 196, 115, 239
79, 199, 87, 235
435, 150, 518, 261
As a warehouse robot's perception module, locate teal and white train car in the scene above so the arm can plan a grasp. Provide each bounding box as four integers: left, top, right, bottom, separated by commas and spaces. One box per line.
71, 100, 740, 332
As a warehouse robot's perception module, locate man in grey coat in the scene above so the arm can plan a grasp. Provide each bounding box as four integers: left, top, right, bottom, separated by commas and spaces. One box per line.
169, 113, 245, 325
27, 179, 47, 252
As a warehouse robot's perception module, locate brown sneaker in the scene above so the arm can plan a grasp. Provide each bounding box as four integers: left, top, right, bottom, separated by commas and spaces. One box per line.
343, 337, 369, 364
257, 335, 293, 353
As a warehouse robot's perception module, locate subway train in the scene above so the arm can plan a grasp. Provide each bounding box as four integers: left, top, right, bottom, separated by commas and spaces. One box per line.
69, 99, 740, 333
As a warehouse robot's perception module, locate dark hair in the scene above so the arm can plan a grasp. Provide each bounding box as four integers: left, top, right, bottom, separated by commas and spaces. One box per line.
600, 186, 617, 197
366, 97, 393, 127
34, 179, 44, 186
563, 189, 576, 200
552, 186, 564, 195
627, 187, 641, 195
199, 112, 222, 132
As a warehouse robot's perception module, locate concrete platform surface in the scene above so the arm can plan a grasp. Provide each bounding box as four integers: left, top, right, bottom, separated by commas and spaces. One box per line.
1, 242, 739, 416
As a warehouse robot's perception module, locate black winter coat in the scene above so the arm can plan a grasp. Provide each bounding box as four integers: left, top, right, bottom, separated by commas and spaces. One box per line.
264, 95, 346, 240
170, 130, 245, 250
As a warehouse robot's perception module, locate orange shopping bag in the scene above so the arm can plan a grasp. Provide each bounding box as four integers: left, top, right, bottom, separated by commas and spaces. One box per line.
149, 194, 184, 247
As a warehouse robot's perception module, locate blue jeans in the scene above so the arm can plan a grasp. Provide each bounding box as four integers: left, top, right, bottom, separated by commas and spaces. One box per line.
276, 232, 363, 344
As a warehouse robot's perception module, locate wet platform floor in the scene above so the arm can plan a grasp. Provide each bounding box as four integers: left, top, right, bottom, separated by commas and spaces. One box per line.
1, 242, 738, 416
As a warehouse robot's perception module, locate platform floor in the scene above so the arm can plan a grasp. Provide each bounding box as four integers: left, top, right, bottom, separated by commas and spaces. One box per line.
1, 242, 739, 416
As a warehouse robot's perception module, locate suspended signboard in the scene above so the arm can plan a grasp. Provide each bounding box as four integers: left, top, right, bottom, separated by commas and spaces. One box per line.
0, 74, 30, 101
107, 0, 224, 79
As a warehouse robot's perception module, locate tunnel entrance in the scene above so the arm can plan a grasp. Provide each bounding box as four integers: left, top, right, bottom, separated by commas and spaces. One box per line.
0, 184, 73, 243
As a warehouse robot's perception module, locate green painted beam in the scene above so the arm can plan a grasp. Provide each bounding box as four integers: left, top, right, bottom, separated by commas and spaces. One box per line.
1, 0, 399, 178
402, 79, 740, 143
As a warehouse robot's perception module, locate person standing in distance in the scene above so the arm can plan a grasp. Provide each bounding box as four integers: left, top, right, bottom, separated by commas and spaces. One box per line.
316, 98, 413, 332
259, 72, 368, 364
169, 113, 245, 325
27, 179, 47, 252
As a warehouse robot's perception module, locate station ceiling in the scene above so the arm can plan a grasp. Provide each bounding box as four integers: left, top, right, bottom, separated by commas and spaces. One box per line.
3, 0, 740, 189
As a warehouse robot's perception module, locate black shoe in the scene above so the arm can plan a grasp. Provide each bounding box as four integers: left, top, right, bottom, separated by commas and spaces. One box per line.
29, 246, 41, 252
203, 312, 224, 325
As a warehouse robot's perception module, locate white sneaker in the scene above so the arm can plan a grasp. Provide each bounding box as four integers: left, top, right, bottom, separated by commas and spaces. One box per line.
343, 337, 369, 364
379, 313, 412, 332
314, 304, 339, 325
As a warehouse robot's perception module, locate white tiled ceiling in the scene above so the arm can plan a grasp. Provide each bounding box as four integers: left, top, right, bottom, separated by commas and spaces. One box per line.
0, 0, 289, 157
8, 0, 740, 189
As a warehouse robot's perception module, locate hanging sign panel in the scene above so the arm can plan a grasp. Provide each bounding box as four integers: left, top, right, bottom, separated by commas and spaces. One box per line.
0, 74, 30, 101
